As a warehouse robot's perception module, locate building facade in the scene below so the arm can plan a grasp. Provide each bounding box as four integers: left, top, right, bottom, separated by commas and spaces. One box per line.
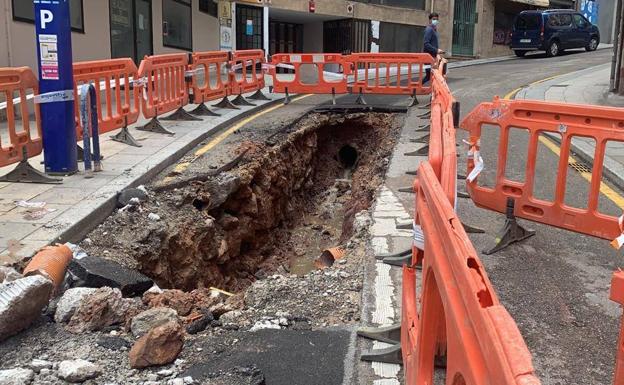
0, 0, 618, 73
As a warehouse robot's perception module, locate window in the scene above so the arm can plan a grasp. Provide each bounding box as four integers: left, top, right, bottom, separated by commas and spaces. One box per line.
351, 0, 425, 10
514, 14, 541, 30
199, 0, 218, 17
12, 0, 84, 32
573, 14, 590, 28
162, 0, 192, 50
548, 14, 572, 28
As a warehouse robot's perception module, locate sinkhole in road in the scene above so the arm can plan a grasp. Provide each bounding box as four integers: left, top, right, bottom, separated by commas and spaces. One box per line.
84, 113, 400, 293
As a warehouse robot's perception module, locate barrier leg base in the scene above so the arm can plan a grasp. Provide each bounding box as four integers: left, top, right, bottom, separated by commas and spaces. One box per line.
375, 248, 412, 261
355, 92, 367, 105
462, 221, 486, 234
417, 110, 431, 119
484, 198, 536, 255
248, 89, 270, 101
360, 343, 402, 365
408, 94, 419, 107
415, 124, 430, 132
357, 324, 401, 344
232, 94, 256, 107
213, 96, 240, 110
77, 145, 103, 162
457, 191, 470, 199
162, 107, 202, 121
111, 126, 141, 147
398, 187, 415, 194
284, 88, 290, 106
0, 159, 62, 184
405, 146, 429, 156
418, 102, 432, 110
383, 254, 412, 267
405, 170, 418, 176
458, 173, 467, 180
137, 117, 175, 135
191, 103, 221, 117
410, 134, 430, 144
396, 221, 413, 229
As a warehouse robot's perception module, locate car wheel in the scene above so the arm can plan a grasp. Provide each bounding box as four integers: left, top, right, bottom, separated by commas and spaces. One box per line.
514, 50, 527, 57
546, 40, 559, 57
586, 36, 599, 51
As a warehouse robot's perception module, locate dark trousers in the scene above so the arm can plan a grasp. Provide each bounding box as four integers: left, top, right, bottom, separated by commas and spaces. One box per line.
422, 52, 435, 84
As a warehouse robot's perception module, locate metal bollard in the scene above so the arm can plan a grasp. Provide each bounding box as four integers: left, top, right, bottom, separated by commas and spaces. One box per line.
79, 83, 102, 178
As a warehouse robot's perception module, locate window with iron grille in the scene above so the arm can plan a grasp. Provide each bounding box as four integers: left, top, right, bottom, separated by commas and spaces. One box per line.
236, 4, 263, 50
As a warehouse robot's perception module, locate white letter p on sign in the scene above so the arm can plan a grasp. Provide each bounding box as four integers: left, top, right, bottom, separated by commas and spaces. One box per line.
40, 10, 53, 29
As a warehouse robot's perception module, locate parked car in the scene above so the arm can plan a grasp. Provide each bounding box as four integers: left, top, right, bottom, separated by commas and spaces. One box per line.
510, 10, 600, 57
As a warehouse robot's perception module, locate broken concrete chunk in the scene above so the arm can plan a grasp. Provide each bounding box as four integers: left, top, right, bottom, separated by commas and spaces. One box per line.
29, 359, 53, 374
57, 359, 102, 383
129, 321, 184, 369
66, 287, 144, 333
117, 188, 148, 208
0, 368, 35, 385
0, 276, 53, 342
0, 266, 22, 284
68, 255, 153, 297
131, 307, 179, 338
54, 287, 98, 323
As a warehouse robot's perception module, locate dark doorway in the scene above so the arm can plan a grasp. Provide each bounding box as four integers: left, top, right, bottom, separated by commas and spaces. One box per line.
323, 19, 371, 54
236, 4, 264, 50
110, 0, 153, 63
269, 21, 303, 55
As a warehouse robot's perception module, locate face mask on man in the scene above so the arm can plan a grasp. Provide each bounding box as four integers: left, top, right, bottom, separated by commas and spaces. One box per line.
432, 19, 439, 26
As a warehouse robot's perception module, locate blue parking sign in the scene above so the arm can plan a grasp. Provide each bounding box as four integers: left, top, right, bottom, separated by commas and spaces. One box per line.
34, 0, 77, 175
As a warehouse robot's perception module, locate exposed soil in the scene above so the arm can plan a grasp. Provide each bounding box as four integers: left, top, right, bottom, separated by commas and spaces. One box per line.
81, 112, 400, 293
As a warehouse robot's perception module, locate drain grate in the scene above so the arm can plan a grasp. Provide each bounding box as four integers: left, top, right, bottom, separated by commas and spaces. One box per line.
569, 162, 592, 174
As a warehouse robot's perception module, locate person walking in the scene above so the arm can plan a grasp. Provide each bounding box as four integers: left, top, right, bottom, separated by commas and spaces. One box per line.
422, 12, 444, 84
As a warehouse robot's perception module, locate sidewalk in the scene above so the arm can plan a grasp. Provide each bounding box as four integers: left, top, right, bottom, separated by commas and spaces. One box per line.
514, 61, 624, 189
0, 90, 281, 265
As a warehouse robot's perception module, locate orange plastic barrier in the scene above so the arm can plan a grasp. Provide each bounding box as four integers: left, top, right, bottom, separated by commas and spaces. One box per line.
73, 58, 141, 138
230, 50, 266, 96
402, 161, 541, 385
461, 97, 624, 240
347, 53, 434, 96
610, 271, 624, 385
190, 51, 230, 104
269, 53, 349, 94
138, 53, 190, 119
0, 67, 43, 166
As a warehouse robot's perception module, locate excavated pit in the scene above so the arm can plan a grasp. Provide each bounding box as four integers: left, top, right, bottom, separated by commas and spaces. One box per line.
82, 112, 400, 292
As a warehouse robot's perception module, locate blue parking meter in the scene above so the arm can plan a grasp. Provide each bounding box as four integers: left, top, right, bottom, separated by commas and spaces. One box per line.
34, 0, 77, 175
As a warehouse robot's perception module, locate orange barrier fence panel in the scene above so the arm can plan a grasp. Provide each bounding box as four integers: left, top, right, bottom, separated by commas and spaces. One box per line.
0, 67, 43, 167
269, 53, 349, 94
431, 69, 453, 113
610, 271, 624, 385
138, 53, 189, 119
346, 53, 434, 96
402, 161, 541, 385
73, 58, 140, 139
190, 51, 230, 104
230, 50, 265, 96
460, 97, 624, 240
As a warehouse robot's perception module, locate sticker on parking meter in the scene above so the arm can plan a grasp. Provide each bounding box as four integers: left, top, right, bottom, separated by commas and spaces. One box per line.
39, 34, 59, 80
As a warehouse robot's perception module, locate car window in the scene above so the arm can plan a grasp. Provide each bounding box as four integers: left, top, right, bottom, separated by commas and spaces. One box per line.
573, 14, 589, 28
548, 14, 573, 28
514, 14, 541, 30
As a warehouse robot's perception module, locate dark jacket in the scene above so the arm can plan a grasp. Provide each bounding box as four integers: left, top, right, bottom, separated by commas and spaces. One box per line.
423, 25, 439, 58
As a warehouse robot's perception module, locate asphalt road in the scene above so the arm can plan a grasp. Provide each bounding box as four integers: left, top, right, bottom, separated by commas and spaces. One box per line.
164, 47, 619, 385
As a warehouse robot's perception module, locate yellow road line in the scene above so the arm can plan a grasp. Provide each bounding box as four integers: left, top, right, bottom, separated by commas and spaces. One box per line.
165, 94, 313, 181
505, 74, 624, 210
538, 136, 624, 209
